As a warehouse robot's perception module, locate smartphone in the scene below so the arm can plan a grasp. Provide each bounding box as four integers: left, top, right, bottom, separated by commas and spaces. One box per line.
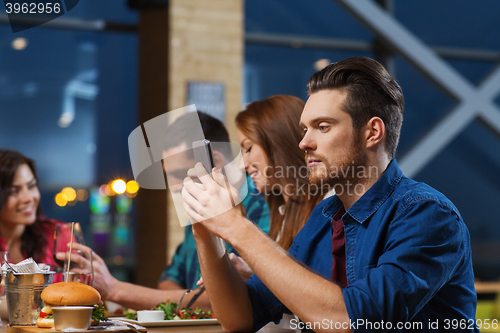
192, 139, 235, 209
192, 139, 215, 177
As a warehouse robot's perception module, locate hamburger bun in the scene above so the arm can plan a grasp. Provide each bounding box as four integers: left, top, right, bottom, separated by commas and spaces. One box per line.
35, 317, 54, 328
41, 282, 101, 306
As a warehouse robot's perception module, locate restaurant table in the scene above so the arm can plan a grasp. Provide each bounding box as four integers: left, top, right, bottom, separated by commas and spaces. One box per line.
0, 320, 295, 333
147, 326, 294, 332
0, 324, 225, 333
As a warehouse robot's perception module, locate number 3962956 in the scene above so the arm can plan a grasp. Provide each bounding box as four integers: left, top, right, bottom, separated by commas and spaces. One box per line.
5, 3, 61, 14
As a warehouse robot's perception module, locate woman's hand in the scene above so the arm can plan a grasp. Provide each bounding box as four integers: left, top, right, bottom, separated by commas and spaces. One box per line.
228, 253, 254, 281
56, 243, 119, 301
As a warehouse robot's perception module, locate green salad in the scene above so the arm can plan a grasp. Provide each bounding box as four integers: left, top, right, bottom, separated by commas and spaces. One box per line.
125, 300, 215, 320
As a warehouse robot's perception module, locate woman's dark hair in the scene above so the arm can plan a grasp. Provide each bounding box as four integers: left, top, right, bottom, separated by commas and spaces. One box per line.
0, 149, 46, 262
307, 56, 404, 159
236, 95, 324, 251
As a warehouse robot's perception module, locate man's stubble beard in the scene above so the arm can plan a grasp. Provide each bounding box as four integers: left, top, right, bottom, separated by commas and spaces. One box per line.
306, 135, 367, 188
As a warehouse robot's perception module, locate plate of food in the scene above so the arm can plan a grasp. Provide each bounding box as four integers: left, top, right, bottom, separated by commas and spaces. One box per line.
116, 317, 219, 327
115, 300, 218, 327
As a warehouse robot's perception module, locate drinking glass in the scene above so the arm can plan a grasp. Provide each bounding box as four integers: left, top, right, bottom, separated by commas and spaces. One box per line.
62, 250, 94, 286
53, 223, 85, 272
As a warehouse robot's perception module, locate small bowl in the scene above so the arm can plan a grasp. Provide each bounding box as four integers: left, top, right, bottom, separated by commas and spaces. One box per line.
137, 310, 164, 322
52, 306, 93, 331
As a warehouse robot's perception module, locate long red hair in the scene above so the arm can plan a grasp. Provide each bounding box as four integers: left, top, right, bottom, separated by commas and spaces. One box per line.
236, 95, 323, 250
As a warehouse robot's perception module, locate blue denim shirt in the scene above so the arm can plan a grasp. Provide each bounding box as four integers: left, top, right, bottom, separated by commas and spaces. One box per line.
247, 160, 478, 332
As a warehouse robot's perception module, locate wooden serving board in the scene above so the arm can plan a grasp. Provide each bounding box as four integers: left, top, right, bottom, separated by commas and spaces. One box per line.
7, 321, 146, 333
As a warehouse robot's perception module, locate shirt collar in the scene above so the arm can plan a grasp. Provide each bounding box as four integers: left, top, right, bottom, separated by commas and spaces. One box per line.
322, 159, 403, 224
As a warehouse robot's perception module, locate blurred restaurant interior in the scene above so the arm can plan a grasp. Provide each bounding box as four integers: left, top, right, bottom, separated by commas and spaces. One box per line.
1, 0, 500, 302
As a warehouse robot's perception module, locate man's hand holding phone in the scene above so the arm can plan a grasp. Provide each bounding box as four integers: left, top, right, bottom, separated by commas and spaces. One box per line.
192, 139, 215, 179
190, 139, 236, 206
183, 163, 236, 221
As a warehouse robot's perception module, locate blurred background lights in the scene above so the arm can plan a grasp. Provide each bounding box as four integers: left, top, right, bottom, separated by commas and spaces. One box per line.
12, 38, 28, 50
313, 58, 331, 71
98, 184, 108, 196
112, 179, 126, 194
55, 187, 90, 207
55, 181, 135, 207
126, 190, 138, 198
126, 180, 139, 194
105, 183, 114, 196
76, 189, 89, 201
90, 187, 111, 215
55, 193, 68, 207
61, 187, 76, 201
113, 255, 124, 265
57, 111, 75, 128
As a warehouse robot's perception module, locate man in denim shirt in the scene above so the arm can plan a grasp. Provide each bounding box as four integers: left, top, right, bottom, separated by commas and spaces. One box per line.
182, 57, 478, 332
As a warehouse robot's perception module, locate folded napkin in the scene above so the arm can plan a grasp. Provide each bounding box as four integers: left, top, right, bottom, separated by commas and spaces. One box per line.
2, 257, 44, 273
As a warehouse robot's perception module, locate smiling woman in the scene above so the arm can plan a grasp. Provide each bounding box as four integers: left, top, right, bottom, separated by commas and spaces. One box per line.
0, 149, 68, 264
235, 95, 326, 251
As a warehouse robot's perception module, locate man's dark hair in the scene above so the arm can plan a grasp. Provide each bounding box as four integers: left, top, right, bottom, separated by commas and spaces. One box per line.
307, 57, 404, 159
162, 111, 232, 159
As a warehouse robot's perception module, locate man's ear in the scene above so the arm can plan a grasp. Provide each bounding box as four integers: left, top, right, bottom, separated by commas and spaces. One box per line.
364, 117, 385, 150
212, 150, 225, 169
